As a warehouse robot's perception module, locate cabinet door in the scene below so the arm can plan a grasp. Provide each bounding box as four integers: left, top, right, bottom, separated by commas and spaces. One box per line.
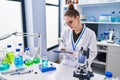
106, 46, 120, 77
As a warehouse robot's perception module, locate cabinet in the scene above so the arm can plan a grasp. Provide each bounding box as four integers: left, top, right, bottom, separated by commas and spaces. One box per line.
93, 41, 120, 77
107, 45, 120, 77
92, 42, 108, 74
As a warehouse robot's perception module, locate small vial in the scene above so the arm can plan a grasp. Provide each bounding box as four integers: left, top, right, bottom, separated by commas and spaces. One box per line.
42, 55, 48, 68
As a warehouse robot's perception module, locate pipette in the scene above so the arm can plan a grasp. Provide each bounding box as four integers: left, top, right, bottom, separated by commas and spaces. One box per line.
11, 69, 33, 75
2, 67, 26, 75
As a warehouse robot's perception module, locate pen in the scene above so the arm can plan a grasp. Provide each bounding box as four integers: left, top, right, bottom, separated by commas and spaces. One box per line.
2, 67, 26, 75
11, 70, 33, 75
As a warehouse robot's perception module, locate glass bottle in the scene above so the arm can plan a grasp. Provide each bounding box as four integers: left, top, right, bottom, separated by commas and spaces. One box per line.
18, 43, 24, 55
24, 48, 31, 61
42, 54, 48, 68
14, 48, 23, 67
5, 45, 14, 65
111, 11, 116, 22
24, 47, 33, 66
117, 11, 120, 22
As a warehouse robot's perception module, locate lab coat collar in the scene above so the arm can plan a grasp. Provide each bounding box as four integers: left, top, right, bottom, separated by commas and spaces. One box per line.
71, 24, 86, 51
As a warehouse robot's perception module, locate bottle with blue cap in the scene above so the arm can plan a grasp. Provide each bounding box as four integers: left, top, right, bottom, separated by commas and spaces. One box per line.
4, 45, 14, 65
18, 43, 24, 55
104, 71, 115, 80
42, 54, 48, 69
14, 48, 23, 67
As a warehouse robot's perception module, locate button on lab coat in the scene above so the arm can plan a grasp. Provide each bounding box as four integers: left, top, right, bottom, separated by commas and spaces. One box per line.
58, 24, 97, 71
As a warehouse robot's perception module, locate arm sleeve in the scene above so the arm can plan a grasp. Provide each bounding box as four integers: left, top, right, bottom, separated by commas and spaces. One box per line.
58, 32, 66, 50
88, 32, 97, 71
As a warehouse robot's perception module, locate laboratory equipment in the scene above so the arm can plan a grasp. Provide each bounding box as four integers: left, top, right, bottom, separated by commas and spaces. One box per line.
17, 43, 24, 55
1, 67, 26, 75
32, 58, 40, 64
24, 47, 33, 66
73, 47, 94, 80
117, 11, 120, 22
39, 63, 56, 73
107, 29, 115, 43
40, 66, 56, 73
42, 55, 48, 68
99, 14, 109, 22
111, 11, 116, 22
14, 48, 23, 67
5, 45, 14, 65
100, 34, 105, 41
0, 32, 42, 59
10, 69, 33, 75
0, 63, 10, 71
24, 60, 33, 66
117, 40, 120, 45
103, 71, 115, 80
104, 31, 109, 40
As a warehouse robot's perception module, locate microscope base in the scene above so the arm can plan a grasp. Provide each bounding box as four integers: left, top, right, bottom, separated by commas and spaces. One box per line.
73, 71, 94, 80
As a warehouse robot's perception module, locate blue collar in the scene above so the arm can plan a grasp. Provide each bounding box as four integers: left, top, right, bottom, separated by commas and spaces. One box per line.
71, 25, 86, 51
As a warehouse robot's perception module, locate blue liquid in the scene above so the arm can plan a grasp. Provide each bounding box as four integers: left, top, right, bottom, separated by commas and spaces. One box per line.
14, 56, 23, 67
42, 59, 48, 68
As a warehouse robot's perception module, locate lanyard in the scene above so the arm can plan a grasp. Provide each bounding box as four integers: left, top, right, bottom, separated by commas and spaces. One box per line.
71, 26, 86, 51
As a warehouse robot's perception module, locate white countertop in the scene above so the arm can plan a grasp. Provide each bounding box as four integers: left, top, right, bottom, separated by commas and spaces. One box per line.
97, 40, 120, 47
0, 62, 105, 80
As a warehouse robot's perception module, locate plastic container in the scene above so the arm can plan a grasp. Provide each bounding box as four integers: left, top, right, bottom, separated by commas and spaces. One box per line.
103, 72, 115, 80
14, 48, 23, 67
111, 11, 117, 22
100, 34, 105, 41
117, 11, 120, 22
42, 54, 48, 68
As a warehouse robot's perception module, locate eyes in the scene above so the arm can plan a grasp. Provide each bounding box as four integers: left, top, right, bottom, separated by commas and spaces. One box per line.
65, 20, 73, 26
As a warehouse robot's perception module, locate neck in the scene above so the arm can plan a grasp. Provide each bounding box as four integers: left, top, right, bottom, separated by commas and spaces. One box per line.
74, 24, 83, 34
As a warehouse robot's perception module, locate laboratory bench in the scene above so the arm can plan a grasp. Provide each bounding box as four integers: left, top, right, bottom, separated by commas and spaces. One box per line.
0, 62, 105, 80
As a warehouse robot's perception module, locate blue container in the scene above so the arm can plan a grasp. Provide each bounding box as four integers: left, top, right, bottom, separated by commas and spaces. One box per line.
42, 56, 48, 68
14, 55, 23, 67
111, 11, 116, 22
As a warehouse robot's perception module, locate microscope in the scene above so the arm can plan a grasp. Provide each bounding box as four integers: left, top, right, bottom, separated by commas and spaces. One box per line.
73, 47, 94, 80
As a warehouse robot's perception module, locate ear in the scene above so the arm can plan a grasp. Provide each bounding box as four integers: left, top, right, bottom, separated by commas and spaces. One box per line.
76, 16, 80, 20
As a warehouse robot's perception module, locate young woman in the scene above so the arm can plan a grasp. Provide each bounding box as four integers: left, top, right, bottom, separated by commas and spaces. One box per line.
58, 3, 97, 71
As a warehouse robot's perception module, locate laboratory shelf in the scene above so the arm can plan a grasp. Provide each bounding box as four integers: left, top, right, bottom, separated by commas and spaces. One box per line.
97, 50, 107, 53
93, 59, 106, 66
77, 1, 120, 7
81, 22, 120, 24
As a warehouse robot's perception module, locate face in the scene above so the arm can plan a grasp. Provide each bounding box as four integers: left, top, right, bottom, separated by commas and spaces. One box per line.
64, 16, 79, 29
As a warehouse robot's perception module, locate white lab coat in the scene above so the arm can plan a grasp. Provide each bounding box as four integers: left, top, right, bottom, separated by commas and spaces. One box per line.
58, 24, 97, 71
